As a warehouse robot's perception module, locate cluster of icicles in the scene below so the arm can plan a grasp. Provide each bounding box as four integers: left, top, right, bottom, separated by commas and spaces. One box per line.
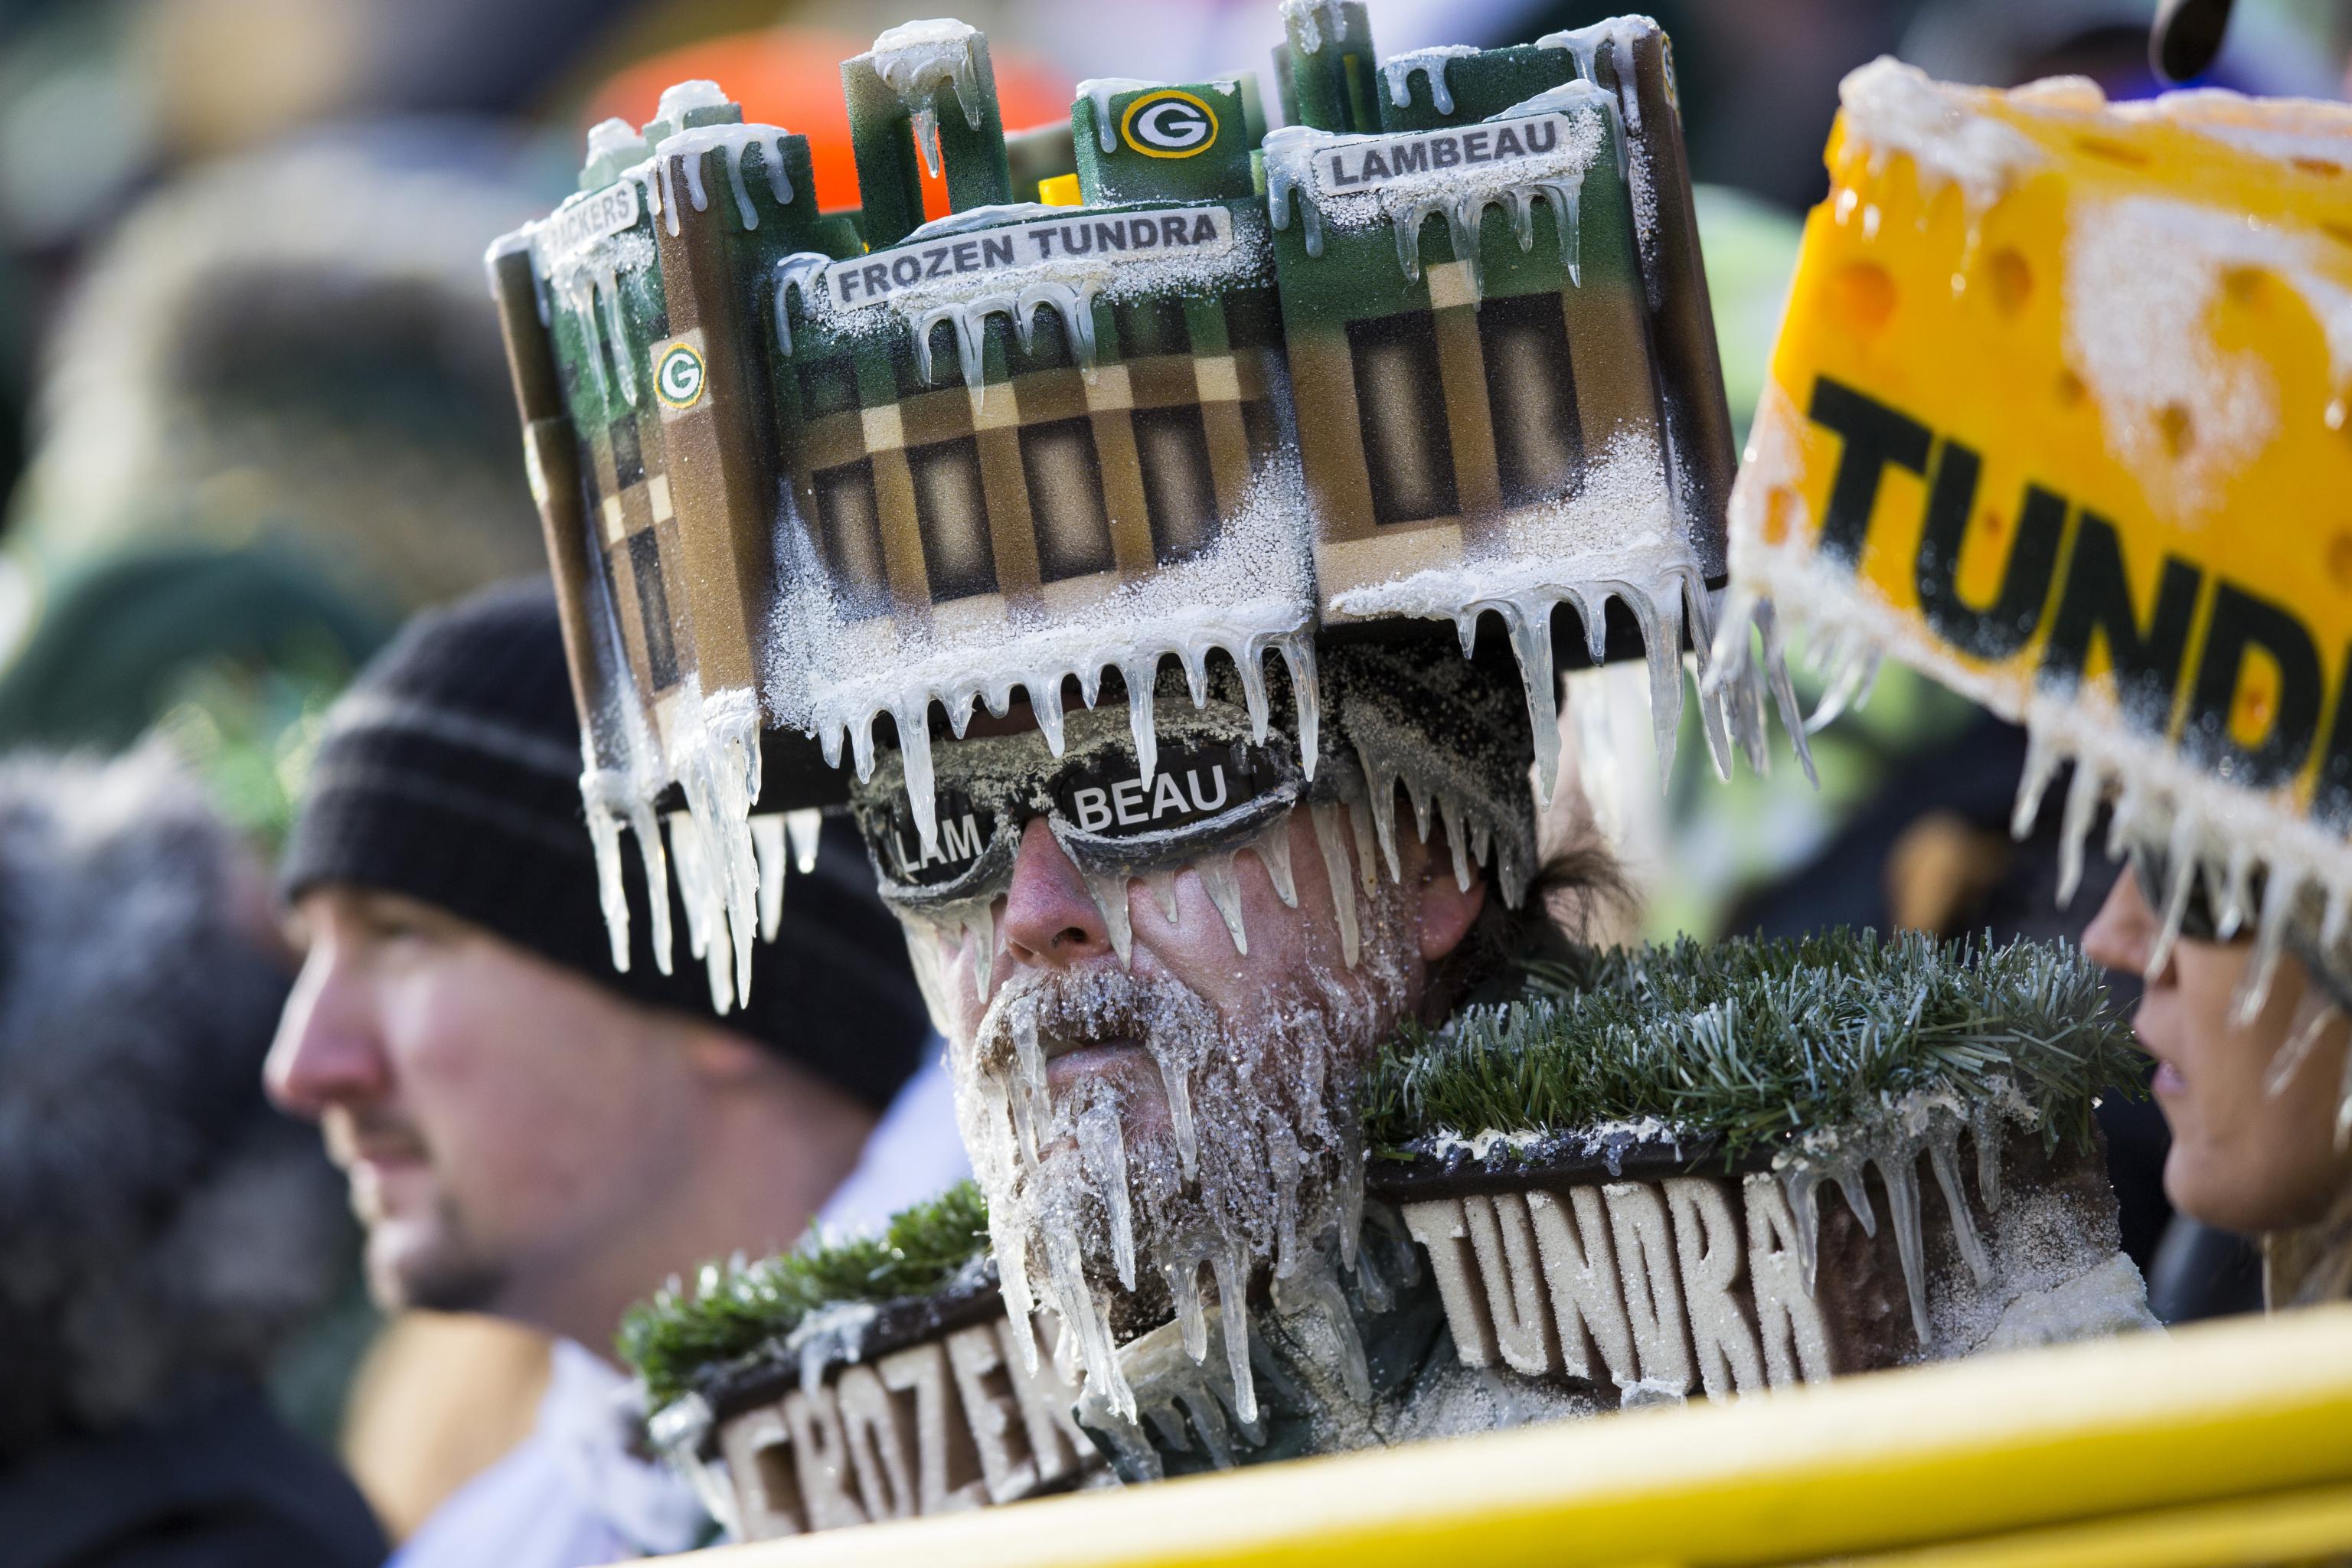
1716, 580, 2352, 1038
1772, 1097, 2015, 1344
535, 113, 801, 413
972, 1014, 1378, 1478
838, 627, 1323, 865
906, 742, 1527, 1014
862, 18, 988, 178
771, 217, 1110, 419
1265, 18, 1666, 294
1261, 83, 1608, 295
579, 688, 825, 1014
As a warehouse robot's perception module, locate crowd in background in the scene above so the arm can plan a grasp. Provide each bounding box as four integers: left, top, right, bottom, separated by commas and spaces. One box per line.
0, 0, 2346, 1558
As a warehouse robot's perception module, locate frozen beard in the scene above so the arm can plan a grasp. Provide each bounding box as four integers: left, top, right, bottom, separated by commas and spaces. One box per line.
947, 852, 1413, 1423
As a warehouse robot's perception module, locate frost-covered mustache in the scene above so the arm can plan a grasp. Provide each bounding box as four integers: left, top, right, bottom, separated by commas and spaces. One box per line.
969, 963, 1214, 1093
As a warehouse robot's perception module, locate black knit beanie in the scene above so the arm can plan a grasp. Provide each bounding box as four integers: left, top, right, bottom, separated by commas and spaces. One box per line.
280, 580, 929, 1111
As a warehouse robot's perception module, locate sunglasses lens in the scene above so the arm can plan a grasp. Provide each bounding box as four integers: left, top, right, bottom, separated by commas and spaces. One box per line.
1051, 737, 1279, 841
869, 784, 999, 888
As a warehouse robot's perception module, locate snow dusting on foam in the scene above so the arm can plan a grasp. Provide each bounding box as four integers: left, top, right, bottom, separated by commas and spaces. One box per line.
1834, 57, 2045, 222
1378, 45, 1481, 115
769, 445, 1320, 855
2065, 194, 2352, 518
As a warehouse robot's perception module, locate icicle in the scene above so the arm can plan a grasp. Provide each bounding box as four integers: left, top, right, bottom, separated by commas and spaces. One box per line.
1438, 793, 1472, 891
598, 270, 637, 406
1279, 1264, 1373, 1403
895, 699, 942, 857
1210, 1245, 1257, 1426
867, 20, 987, 171
1362, 760, 1404, 884
1011, 995, 1047, 1104
1124, 658, 1161, 786
1753, 602, 1818, 787
1928, 1128, 1992, 1285
2233, 866, 2298, 1026
1194, 851, 1250, 954
1534, 178, 1584, 284
1805, 633, 1878, 734
1380, 45, 1476, 114
1261, 129, 1328, 258
2216, 844, 2257, 940
1336, 1155, 1367, 1278
583, 799, 632, 971
1281, 0, 1351, 53
1279, 635, 1321, 781
668, 812, 736, 1013
1628, 580, 1684, 788
2008, 726, 2059, 839
672, 690, 766, 1007
1145, 868, 1182, 925
2335, 1041, 2352, 1152
1161, 1057, 1200, 1180
1236, 643, 1273, 742
1310, 803, 1361, 968
750, 815, 789, 941
1170, 1256, 1210, 1362
770, 252, 831, 357
1252, 815, 1300, 906
1781, 1166, 1823, 1295
1501, 597, 1563, 808
1080, 865, 1137, 966
1875, 1150, 1932, 1342
2148, 812, 2202, 980
1970, 1103, 2004, 1213
1044, 1211, 1133, 1419
2054, 754, 2102, 906
1834, 1159, 1877, 1237
1079, 1100, 1138, 1292
999, 1233, 1040, 1372
1267, 1122, 1305, 1279
783, 807, 823, 874
1174, 1383, 1235, 1468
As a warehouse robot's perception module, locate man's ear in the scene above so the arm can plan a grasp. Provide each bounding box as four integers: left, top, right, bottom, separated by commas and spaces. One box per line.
1416, 854, 1488, 963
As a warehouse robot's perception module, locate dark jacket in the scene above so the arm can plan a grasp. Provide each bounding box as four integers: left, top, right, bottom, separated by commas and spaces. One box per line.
0, 1386, 384, 1568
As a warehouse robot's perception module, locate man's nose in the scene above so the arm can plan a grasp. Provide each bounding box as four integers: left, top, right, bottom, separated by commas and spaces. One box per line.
998, 818, 1118, 972
2082, 870, 2163, 983
263, 949, 392, 1120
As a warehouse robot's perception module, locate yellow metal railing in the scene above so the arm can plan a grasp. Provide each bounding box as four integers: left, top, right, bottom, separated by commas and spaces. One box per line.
653, 1302, 2352, 1567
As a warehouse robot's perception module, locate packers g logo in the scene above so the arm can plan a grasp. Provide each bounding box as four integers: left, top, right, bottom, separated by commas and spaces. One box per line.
1121, 90, 1217, 158
655, 342, 705, 408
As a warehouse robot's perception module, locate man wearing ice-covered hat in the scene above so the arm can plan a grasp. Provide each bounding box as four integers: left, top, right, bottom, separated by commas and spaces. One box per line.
488, 0, 1769, 1481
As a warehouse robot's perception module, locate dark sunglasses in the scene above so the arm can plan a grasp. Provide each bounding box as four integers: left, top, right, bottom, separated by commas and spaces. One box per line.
848, 701, 1354, 913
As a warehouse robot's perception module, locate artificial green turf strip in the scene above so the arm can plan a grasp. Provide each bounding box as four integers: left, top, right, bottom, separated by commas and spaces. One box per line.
1363, 929, 2140, 1164
623, 1179, 990, 1411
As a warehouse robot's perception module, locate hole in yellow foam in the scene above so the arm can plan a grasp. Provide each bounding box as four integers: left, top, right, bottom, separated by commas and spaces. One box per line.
1988, 248, 2032, 316
1828, 260, 1897, 335
2159, 402, 2195, 457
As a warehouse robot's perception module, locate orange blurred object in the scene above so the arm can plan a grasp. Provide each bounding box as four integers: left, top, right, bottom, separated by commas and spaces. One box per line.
586, 28, 1072, 219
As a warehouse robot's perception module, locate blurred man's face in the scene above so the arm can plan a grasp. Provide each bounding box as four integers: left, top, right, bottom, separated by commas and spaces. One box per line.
264, 888, 705, 1316
861, 703, 1487, 1391
2083, 871, 2352, 1233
